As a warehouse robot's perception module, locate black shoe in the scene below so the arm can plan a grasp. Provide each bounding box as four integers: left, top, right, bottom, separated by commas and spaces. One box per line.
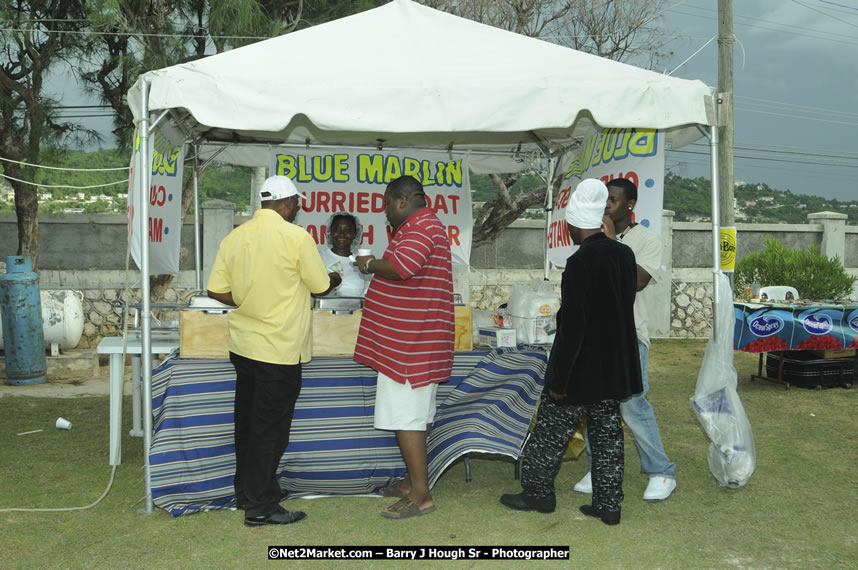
579, 504, 621, 525
500, 492, 555, 513
244, 509, 307, 527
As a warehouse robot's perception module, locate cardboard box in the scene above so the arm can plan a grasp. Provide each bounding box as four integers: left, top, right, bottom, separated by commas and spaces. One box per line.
454, 306, 473, 351
311, 310, 363, 357
179, 306, 471, 359
180, 310, 230, 358
478, 326, 517, 348
811, 349, 856, 359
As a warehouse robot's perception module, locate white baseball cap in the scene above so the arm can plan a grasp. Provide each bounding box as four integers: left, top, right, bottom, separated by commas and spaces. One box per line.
259, 176, 307, 202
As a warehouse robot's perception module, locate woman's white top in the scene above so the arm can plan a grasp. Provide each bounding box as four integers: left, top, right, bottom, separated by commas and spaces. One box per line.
317, 245, 371, 297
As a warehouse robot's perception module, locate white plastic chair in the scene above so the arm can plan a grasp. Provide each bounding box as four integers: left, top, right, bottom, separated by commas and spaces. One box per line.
759, 286, 799, 301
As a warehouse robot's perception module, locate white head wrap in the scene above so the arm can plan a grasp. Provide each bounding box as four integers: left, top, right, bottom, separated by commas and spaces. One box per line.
565, 178, 608, 229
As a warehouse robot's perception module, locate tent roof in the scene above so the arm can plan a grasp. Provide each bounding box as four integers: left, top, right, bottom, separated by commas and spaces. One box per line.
128, 0, 714, 157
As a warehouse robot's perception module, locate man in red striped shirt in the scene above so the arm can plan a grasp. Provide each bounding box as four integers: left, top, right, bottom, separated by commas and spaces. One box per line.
354, 175, 454, 520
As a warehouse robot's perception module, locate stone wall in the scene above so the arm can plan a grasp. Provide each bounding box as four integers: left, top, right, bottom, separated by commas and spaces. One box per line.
2, 210, 856, 347
77, 287, 197, 348
670, 279, 713, 339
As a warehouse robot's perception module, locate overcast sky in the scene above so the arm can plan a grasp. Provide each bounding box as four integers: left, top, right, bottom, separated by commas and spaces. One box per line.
659, 0, 858, 202
50, 0, 858, 202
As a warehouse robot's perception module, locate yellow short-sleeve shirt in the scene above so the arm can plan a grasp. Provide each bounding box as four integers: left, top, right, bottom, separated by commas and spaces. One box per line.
207, 208, 329, 364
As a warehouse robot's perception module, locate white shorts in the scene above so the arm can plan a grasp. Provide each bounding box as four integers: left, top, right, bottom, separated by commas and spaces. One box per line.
374, 372, 439, 431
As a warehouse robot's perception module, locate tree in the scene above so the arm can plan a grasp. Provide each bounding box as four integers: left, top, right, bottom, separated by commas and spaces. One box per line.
79, 0, 383, 296
82, 1, 386, 147
0, 0, 91, 269
424, 0, 671, 246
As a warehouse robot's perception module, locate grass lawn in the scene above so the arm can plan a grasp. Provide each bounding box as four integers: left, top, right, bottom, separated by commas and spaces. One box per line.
1, 339, 856, 568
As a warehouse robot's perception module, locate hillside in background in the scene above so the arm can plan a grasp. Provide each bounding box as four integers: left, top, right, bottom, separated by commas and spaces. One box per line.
0, 149, 254, 214
663, 172, 858, 224
2, 150, 856, 224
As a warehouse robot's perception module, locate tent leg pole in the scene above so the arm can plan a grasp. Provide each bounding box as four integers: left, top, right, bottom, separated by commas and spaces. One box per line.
140, 80, 154, 515
193, 145, 202, 292
543, 156, 557, 281
709, 125, 721, 339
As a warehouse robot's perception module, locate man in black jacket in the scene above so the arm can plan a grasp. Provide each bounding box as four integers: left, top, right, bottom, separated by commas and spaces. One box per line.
500, 178, 642, 525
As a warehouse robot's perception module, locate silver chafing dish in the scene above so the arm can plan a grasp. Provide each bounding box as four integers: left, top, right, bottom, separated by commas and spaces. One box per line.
311, 296, 364, 314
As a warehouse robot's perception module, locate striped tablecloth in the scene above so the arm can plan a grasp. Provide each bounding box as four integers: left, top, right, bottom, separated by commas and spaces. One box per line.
150, 349, 547, 516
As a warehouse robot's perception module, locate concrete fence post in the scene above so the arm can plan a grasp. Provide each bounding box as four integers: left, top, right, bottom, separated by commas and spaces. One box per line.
650, 209, 675, 338
202, 200, 236, 290
806, 211, 847, 262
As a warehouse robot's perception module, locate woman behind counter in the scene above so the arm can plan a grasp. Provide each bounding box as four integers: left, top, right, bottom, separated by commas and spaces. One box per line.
317, 212, 371, 297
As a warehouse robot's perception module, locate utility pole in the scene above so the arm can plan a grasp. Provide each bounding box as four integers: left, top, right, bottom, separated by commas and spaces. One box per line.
718, 0, 735, 287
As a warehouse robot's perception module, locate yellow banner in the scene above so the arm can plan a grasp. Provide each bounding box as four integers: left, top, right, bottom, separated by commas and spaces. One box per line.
720, 227, 737, 272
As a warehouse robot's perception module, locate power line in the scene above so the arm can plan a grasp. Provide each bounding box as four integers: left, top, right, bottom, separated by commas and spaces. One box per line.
0, 26, 267, 41
684, 142, 858, 161
735, 106, 858, 128
734, 95, 858, 120
668, 5, 858, 47
55, 105, 113, 109
816, 0, 858, 12
1, 173, 128, 189
791, 0, 858, 29
670, 148, 858, 169
0, 156, 128, 172
55, 114, 116, 119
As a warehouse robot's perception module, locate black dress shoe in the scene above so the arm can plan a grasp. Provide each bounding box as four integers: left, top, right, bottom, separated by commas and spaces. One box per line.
244, 509, 307, 527
500, 492, 555, 513
579, 504, 621, 525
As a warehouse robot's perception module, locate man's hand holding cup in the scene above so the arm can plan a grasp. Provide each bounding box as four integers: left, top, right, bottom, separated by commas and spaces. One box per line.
355, 248, 374, 275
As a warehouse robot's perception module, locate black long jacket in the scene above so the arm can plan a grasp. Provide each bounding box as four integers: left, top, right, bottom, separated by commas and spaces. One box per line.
545, 232, 643, 405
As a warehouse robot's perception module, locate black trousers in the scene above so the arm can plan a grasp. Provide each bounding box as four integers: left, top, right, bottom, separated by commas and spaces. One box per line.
521, 393, 624, 511
230, 352, 302, 518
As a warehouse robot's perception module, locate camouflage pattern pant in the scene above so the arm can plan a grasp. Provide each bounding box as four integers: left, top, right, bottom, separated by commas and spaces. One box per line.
521, 393, 624, 512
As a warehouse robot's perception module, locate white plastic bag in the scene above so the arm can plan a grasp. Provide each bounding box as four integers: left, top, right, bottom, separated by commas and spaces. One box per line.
507, 280, 560, 345
690, 272, 757, 488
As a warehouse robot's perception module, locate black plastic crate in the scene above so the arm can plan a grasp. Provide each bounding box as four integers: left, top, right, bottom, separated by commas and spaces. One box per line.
766, 351, 854, 389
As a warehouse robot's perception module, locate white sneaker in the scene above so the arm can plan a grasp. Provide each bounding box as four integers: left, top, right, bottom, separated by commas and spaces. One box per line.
643, 477, 676, 502
573, 472, 592, 494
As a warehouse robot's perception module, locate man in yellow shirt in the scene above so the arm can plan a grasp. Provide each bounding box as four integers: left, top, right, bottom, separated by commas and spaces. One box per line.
207, 175, 338, 527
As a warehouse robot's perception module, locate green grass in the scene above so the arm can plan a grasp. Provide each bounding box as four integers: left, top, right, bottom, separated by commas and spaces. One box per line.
1, 339, 856, 568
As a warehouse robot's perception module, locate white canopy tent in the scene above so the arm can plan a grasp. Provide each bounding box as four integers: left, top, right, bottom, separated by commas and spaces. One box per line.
127, 0, 724, 513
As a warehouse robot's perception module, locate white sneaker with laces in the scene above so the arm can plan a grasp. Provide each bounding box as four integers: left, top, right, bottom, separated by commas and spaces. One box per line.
573, 472, 592, 494
643, 477, 676, 502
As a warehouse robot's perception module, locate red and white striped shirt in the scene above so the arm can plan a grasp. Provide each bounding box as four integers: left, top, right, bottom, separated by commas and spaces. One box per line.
353, 208, 454, 388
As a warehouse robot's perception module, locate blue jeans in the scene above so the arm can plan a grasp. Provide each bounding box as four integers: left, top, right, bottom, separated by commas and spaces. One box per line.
585, 341, 676, 478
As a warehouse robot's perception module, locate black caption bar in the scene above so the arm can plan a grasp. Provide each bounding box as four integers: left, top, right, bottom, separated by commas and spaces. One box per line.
268, 546, 569, 561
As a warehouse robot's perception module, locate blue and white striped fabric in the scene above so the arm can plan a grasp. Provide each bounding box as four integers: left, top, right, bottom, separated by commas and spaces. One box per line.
149, 349, 546, 516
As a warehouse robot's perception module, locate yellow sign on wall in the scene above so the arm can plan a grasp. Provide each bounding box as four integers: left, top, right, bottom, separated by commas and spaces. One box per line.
720, 227, 737, 272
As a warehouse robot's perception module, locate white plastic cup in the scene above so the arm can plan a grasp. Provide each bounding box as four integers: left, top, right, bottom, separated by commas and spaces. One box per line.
357, 248, 372, 257
56, 417, 72, 430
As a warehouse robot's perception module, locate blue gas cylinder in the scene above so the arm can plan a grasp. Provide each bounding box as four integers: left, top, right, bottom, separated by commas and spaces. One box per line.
0, 256, 47, 385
